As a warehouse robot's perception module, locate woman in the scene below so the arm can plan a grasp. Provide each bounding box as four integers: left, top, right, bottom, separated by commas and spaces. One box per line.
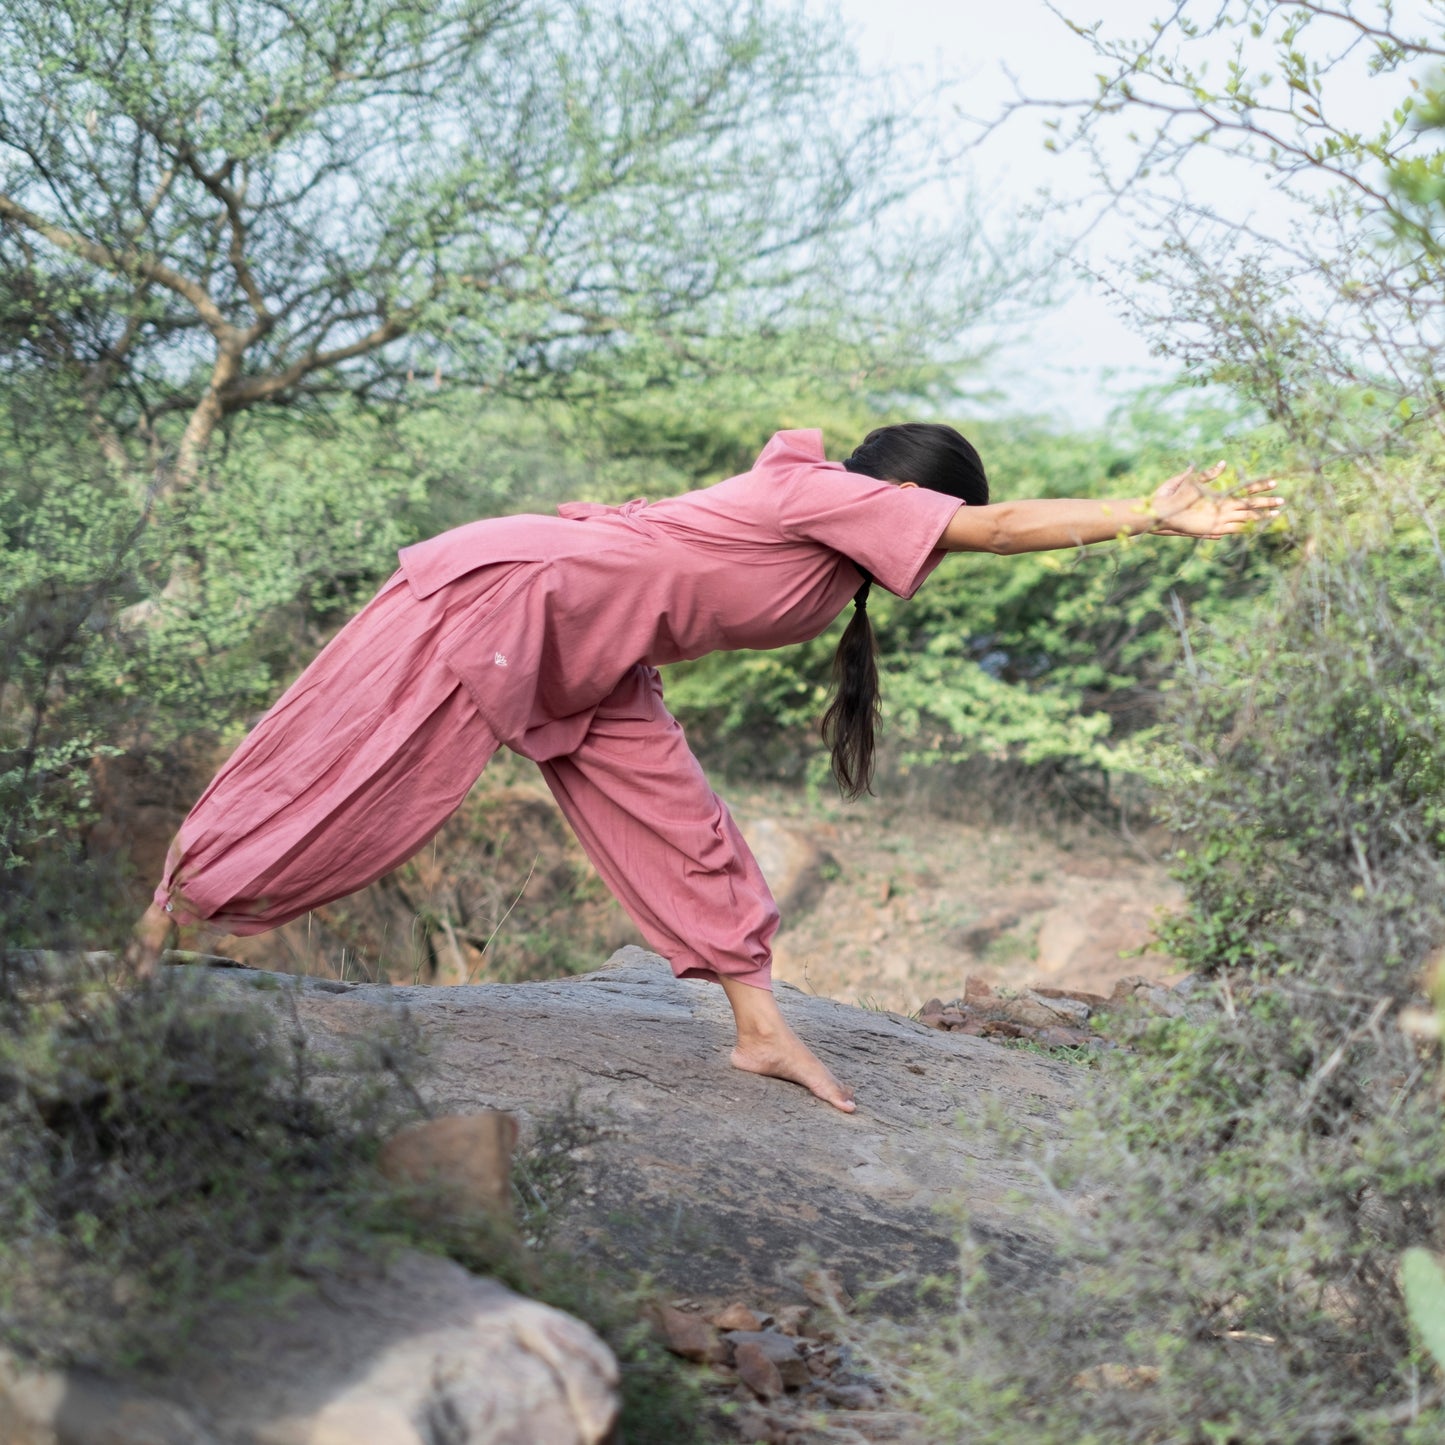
129, 424, 1280, 1113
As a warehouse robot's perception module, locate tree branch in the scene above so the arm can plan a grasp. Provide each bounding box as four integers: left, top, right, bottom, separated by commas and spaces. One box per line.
220, 313, 412, 407
0, 190, 232, 336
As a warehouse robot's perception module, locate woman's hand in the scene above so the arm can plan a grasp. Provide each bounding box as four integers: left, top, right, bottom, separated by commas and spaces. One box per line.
1150, 463, 1283, 538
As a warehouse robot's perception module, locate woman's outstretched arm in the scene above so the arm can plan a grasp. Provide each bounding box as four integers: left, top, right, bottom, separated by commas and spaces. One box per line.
936, 463, 1283, 555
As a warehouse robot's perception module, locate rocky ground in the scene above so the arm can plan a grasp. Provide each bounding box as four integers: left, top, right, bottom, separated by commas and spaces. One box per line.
70, 762, 1190, 1441
727, 784, 1185, 1015
3, 947, 1092, 1443
281, 947, 1078, 1309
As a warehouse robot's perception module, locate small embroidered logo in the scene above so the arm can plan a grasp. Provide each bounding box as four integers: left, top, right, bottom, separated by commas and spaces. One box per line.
493, 652, 508, 668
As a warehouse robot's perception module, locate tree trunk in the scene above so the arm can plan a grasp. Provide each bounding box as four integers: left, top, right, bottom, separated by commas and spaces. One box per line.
170, 380, 228, 496
119, 342, 243, 631
167, 337, 247, 497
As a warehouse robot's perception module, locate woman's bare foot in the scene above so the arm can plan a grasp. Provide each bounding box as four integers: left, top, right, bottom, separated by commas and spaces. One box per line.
721, 975, 857, 1114
123, 902, 173, 980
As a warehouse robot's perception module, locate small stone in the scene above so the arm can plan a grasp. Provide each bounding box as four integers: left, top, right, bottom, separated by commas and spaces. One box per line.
713, 1302, 766, 1332
992, 991, 1091, 1029
1036, 1027, 1094, 1048
939, 1008, 966, 1027
1108, 974, 1153, 1002
980, 1018, 1027, 1039
377, 1112, 518, 1219
919, 1013, 946, 1030
964, 976, 995, 1003
655, 1304, 725, 1363
1071, 1361, 1161, 1392
723, 1330, 809, 1389
823, 1381, 881, 1409
734, 1341, 784, 1400
919, 997, 945, 1018
772, 1304, 810, 1336
1109, 976, 1186, 1016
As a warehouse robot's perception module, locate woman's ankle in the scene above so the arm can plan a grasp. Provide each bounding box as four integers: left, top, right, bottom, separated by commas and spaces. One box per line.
719, 974, 789, 1043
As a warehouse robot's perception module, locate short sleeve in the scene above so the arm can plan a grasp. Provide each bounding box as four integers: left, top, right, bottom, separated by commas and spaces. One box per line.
775, 464, 962, 598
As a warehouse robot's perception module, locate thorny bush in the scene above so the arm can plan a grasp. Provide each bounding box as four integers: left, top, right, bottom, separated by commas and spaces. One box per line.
859, 479, 1445, 1444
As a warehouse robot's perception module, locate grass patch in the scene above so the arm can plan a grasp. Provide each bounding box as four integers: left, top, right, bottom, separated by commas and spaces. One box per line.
997, 1036, 1101, 1066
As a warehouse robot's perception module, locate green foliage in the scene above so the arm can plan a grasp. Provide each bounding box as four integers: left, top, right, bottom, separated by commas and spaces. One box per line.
0, 0, 1027, 494
0, 965, 714, 1439
0, 966, 426, 1364
0, 388, 424, 948
852, 466, 1445, 1441
866, 985, 1445, 1443
1402, 1248, 1445, 1378
851, 12, 1445, 1438
1153, 471, 1445, 982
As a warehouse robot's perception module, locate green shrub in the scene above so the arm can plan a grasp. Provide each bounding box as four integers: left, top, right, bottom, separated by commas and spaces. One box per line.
858, 476, 1445, 1443
0, 963, 715, 1439
1154, 479, 1445, 984
0, 966, 426, 1365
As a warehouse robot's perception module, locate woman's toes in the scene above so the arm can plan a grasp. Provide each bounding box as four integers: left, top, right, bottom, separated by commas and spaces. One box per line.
730, 1036, 858, 1113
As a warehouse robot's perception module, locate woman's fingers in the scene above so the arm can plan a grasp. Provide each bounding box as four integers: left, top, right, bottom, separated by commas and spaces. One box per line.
1151, 465, 1284, 539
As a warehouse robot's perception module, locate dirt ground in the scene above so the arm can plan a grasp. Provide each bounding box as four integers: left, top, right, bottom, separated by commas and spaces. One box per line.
727, 784, 1185, 1016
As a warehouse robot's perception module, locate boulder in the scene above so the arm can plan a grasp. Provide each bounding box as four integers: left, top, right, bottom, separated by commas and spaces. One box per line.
735, 817, 836, 917
0, 1254, 618, 1445
0, 1353, 216, 1445
229, 1252, 610, 1444
214, 946, 1079, 1311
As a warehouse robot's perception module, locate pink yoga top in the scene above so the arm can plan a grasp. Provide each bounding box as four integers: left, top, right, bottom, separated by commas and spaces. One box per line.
397, 428, 962, 761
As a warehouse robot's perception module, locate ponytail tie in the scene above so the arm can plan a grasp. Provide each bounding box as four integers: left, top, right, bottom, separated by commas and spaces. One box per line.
853, 566, 873, 612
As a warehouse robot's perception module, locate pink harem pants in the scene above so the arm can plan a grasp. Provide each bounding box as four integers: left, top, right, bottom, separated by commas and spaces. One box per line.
156, 569, 778, 988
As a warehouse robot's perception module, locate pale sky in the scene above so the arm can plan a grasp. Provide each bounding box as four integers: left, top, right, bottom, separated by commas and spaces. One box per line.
822, 1, 1415, 428
821, 0, 1168, 426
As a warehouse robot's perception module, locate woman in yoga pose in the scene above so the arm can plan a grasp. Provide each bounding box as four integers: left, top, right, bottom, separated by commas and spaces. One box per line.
129, 424, 1280, 1112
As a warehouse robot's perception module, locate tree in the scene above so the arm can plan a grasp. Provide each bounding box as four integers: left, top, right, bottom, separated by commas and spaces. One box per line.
0, 0, 1014, 496
1014, 1, 1445, 464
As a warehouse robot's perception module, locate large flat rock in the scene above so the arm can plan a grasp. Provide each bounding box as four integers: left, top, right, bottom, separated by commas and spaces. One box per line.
241, 946, 1081, 1309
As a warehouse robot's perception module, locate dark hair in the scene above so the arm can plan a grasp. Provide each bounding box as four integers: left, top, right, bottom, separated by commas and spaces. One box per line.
821, 423, 989, 800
